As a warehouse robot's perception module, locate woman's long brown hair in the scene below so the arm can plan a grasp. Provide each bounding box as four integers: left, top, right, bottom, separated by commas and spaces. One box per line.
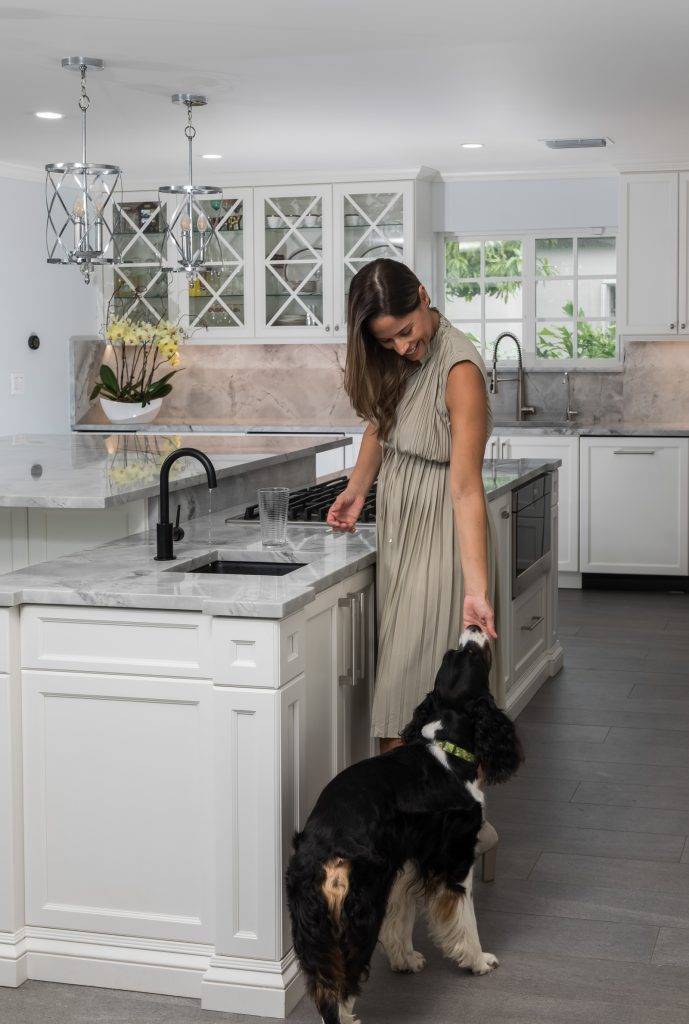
344, 259, 425, 441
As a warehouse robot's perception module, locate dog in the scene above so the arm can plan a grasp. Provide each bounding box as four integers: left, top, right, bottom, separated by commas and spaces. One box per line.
285, 626, 523, 1024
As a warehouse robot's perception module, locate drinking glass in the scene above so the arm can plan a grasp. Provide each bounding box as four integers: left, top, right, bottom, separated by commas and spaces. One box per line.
258, 487, 290, 546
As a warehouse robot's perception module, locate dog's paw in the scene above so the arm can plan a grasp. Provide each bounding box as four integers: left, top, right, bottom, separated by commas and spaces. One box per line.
390, 950, 426, 973
471, 952, 499, 975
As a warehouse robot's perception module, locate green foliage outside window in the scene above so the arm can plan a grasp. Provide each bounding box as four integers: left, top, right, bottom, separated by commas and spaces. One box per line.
445, 238, 616, 359
537, 301, 616, 359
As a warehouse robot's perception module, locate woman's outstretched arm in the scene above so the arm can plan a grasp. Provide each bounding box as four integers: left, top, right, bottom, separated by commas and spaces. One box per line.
446, 362, 497, 639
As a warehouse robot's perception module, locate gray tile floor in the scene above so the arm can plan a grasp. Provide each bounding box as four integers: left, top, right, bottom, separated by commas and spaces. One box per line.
2, 588, 689, 1023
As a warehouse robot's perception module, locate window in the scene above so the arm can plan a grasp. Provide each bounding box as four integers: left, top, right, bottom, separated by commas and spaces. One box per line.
444, 238, 523, 360
442, 232, 618, 365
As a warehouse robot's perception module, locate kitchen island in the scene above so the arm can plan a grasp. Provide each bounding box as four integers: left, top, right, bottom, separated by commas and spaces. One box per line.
0, 459, 562, 1017
0, 432, 350, 573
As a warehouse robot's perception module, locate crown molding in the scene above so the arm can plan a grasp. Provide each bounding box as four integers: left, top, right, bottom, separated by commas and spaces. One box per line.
440, 166, 618, 183
614, 159, 689, 174
121, 166, 440, 191
0, 160, 44, 183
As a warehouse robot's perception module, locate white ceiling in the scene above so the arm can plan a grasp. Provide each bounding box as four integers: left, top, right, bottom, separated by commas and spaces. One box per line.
2, 0, 689, 183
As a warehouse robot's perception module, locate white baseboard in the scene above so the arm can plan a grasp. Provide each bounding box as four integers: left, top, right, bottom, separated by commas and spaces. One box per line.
558, 572, 582, 589
1, 926, 305, 1018
0, 930, 28, 987
505, 642, 564, 720
201, 949, 305, 1018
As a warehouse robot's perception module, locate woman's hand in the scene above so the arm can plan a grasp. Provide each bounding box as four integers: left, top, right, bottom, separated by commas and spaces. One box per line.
326, 487, 365, 533
463, 593, 497, 640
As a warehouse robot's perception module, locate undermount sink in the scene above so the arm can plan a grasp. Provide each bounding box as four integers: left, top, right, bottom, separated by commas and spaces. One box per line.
188, 559, 306, 576
165, 552, 307, 576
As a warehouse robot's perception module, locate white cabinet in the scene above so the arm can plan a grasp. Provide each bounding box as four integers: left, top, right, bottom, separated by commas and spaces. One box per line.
332, 182, 414, 336
580, 437, 689, 574
254, 184, 334, 338
487, 491, 512, 704
618, 172, 685, 335
498, 434, 579, 574
100, 176, 430, 342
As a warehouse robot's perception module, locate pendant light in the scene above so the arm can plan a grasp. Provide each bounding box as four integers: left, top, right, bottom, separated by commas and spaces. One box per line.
45, 57, 121, 284
158, 94, 227, 280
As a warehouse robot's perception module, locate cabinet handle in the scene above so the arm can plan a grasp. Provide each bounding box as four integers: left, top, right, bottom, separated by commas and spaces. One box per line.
682, 323, 687, 330
357, 589, 367, 685
337, 593, 359, 687
670, 323, 676, 330
325, 324, 331, 332
500, 509, 510, 519
501, 441, 508, 458
612, 448, 656, 455
334, 324, 341, 332
521, 614, 544, 632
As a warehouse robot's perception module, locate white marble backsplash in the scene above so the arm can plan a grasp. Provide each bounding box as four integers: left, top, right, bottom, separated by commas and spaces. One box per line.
71, 336, 689, 431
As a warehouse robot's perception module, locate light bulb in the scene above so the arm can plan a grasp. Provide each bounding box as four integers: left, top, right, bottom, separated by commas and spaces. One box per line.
93, 190, 108, 215
197, 214, 209, 233
73, 197, 85, 219
180, 214, 192, 233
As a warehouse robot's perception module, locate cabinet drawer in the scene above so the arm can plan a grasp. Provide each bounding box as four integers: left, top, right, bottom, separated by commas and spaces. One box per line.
211, 611, 305, 688
511, 577, 547, 686
21, 605, 213, 678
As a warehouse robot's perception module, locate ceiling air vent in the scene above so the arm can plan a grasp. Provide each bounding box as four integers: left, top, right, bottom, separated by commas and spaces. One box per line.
544, 137, 609, 149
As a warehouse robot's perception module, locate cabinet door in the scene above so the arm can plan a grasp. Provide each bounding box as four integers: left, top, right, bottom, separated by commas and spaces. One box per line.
332, 182, 414, 338
254, 185, 333, 338
180, 188, 254, 339
580, 437, 689, 574
103, 192, 173, 326
618, 173, 678, 335
502, 435, 579, 573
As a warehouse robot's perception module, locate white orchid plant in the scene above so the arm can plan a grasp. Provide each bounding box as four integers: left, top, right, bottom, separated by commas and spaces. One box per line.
90, 318, 185, 407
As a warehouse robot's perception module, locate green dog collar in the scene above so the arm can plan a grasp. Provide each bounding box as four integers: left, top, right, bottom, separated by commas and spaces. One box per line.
438, 741, 476, 763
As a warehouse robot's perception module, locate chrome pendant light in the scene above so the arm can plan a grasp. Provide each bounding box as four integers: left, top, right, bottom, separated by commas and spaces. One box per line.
45, 57, 121, 284
158, 94, 227, 280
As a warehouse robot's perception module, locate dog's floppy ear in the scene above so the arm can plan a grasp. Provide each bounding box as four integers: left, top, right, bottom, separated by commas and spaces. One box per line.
400, 692, 437, 745
470, 695, 524, 784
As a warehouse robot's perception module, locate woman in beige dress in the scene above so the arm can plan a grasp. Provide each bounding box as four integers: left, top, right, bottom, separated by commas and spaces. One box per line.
326, 258, 499, 875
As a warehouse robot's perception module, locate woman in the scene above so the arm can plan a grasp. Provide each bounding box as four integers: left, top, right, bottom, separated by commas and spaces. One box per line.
326, 258, 499, 875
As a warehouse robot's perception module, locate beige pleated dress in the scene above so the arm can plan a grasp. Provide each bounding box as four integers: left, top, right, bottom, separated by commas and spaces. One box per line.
371, 312, 500, 739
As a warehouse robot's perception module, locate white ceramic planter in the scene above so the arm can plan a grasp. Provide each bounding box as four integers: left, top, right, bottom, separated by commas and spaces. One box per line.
100, 397, 163, 424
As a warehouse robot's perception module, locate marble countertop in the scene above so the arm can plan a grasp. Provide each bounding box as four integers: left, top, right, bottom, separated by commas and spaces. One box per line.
0, 433, 350, 510
491, 422, 689, 436
0, 460, 558, 617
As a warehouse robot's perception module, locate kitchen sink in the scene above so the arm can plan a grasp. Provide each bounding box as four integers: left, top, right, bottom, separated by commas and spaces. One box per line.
188, 559, 306, 576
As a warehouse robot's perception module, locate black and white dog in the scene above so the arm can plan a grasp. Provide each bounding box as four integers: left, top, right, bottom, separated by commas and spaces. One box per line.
286, 626, 523, 1024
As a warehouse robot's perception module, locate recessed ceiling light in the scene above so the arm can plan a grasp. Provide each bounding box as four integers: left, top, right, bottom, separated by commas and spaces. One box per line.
35, 111, 63, 120
461, 142, 483, 149
201, 153, 222, 159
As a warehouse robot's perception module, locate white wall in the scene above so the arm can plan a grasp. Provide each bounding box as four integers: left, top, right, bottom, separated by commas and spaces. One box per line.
434, 176, 618, 234
0, 175, 98, 436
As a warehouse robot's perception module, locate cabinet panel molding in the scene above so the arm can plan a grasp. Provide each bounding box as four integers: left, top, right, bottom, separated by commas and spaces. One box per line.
22, 670, 214, 940
21, 605, 212, 679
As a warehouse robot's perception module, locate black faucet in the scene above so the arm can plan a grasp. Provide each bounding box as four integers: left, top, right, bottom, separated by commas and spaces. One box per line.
155, 447, 218, 561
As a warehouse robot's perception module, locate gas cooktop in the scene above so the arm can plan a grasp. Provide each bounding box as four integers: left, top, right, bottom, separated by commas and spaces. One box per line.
236, 476, 377, 524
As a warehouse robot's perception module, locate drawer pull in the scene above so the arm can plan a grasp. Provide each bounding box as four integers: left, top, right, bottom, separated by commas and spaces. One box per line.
612, 449, 656, 455
521, 614, 544, 632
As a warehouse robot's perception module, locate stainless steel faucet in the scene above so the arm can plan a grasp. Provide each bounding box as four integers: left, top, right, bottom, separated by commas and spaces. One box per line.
564, 371, 579, 421
489, 332, 535, 421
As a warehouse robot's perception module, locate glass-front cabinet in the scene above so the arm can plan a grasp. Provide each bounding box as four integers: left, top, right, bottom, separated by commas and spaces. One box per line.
108, 196, 171, 324
332, 181, 414, 338
183, 190, 253, 337
100, 180, 417, 341
254, 185, 333, 338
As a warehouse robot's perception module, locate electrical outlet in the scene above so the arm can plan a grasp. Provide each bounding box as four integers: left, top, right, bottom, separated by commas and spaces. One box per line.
10, 373, 25, 396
